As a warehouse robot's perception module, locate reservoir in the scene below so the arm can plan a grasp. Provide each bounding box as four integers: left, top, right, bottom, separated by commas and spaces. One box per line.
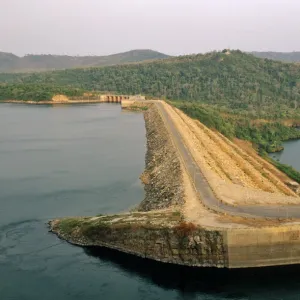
2, 103, 300, 299
270, 139, 300, 172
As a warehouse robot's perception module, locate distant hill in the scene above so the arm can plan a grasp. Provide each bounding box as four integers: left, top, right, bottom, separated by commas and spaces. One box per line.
251, 51, 300, 63
1, 50, 300, 115
0, 49, 169, 73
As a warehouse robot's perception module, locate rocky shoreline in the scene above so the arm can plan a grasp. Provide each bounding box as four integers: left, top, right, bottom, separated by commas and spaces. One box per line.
49, 213, 227, 268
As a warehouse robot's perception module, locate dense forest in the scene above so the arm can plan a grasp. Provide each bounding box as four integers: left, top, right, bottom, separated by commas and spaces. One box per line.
0, 50, 169, 73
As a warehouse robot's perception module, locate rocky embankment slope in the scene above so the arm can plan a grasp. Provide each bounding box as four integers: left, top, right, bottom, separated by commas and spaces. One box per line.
138, 104, 184, 211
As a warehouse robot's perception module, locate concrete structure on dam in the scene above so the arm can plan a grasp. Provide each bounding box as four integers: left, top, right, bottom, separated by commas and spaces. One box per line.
100, 94, 145, 103
100, 94, 129, 103
100, 94, 146, 108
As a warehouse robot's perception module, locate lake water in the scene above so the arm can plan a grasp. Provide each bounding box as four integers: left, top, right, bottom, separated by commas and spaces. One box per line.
269, 139, 300, 172
2, 103, 300, 299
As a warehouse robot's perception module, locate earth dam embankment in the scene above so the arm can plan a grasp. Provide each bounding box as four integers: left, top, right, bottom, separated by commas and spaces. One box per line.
50, 102, 300, 269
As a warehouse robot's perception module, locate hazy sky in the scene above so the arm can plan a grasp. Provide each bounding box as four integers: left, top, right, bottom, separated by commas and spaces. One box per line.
1, 0, 300, 56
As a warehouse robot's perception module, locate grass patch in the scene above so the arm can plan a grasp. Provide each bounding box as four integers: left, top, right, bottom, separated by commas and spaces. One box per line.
81, 221, 110, 239
59, 219, 82, 234
168, 211, 184, 222
273, 162, 300, 183
126, 105, 149, 111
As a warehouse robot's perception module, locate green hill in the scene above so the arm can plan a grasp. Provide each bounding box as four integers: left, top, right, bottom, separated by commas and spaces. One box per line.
0, 49, 169, 73
1, 50, 300, 116
251, 51, 300, 63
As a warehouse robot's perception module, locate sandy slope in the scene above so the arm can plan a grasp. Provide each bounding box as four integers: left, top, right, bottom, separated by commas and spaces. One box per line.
162, 102, 300, 206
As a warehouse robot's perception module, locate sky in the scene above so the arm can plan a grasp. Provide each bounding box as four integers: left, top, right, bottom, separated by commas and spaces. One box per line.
1, 0, 300, 56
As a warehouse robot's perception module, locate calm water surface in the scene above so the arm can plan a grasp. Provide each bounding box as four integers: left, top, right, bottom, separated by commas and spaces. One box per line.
270, 139, 300, 172
2, 103, 300, 300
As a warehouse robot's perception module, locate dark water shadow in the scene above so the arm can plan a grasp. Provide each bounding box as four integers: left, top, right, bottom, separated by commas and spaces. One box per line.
84, 246, 300, 298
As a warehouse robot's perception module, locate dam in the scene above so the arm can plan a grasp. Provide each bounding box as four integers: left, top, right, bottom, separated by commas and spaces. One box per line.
48, 99, 300, 269
100, 94, 145, 104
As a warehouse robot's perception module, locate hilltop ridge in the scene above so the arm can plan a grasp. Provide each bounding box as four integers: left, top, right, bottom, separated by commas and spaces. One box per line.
0, 49, 169, 73
251, 51, 300, 63
1, 50, 299, 114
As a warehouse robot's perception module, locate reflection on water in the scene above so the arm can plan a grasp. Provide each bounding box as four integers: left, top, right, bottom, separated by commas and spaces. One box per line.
85, 246, 300, 299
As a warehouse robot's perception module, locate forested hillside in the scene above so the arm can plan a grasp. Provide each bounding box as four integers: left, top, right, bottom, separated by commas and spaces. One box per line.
251, 51, 300, 63
0, 49, 169, 73
1, 50, 300, 118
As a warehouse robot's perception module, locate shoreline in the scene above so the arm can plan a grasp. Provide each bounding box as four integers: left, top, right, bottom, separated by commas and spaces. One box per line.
0, 99, 105, 105
267, 135, 300, 154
